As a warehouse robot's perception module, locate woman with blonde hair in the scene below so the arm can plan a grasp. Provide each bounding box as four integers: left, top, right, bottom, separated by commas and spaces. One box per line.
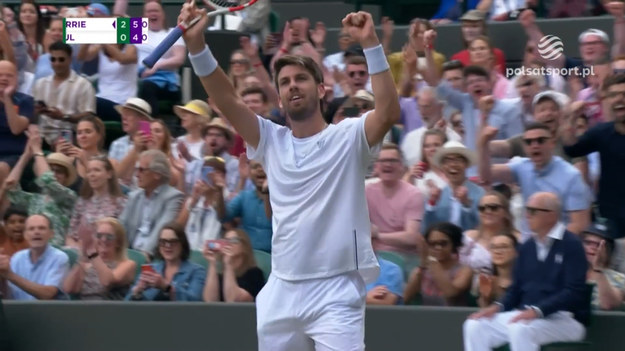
228, 49, 252, 94
63, 217, 136, 300
203, 228, 265, 302
65, 156, 127, 248
460, 191, 520, 272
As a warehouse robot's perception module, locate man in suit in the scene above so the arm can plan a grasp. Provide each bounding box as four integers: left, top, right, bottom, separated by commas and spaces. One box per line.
423, 140, 484, 232
119, 150, 184, 257
463, 192, 589, 351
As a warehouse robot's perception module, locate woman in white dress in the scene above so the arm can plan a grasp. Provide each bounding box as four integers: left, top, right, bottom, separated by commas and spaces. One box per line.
405, 129, 448, 197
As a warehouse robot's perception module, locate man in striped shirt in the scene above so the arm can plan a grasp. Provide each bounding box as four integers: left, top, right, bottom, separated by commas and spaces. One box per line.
32, 41, 96, 146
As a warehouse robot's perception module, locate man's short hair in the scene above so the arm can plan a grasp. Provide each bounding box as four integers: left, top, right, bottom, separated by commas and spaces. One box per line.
49, 41, 72, 56
603, 73, 625, 92
524, 122, 552, 135
273, 55, 324, 89
442, 60, 464, 73
28, 213, 53, 229
345, 56, 367, 67
140, 149, 171, 184
240, 86, 268, 103
463, 65, 489, 80
380, 142, 405, 162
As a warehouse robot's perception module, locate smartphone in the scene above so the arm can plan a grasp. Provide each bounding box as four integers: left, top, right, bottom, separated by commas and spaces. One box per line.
343, 107, 361, 117
206, 239, 226, 251
141, 264, 156, 274
201, 166, 214, 185
60, 129, 73, 143
138, 121, 151, 136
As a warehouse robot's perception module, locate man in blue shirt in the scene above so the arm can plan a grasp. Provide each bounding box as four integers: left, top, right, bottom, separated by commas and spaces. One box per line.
479, 122, 592, 240
0, 214, 69, 300
464, 192, 589, 351
0, 60, 33, 186
215, 159, 272, 253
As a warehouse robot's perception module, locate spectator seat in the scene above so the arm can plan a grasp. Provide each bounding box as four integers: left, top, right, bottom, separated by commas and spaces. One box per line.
253, 250, 271, 281
126, 248, 147, 280
60, 247, 78, 267
189, 250, 209, 269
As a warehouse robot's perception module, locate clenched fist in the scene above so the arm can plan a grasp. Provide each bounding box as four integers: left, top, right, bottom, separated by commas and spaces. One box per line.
341, 11, 379, 48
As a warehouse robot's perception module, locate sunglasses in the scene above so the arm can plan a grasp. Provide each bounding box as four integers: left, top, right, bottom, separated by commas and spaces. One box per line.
525, 206, 553, 216
523, 136, 549, 146
442, 156, 466, 164
96, 232, 115, 242
451, 120, 463, 127
348, 71, 367, 78
428, 240, 450, 248
582, 239, 601, 248
478, 203, 502, 212
159, 238, 181, 247
50, 57, 66, 63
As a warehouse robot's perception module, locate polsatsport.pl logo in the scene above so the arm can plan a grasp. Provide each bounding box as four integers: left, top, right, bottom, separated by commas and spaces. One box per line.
537, 35, 564, 60
506, 66, 595, 79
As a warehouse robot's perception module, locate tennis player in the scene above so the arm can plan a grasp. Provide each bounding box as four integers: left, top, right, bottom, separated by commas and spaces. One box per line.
178, 2, 400, 349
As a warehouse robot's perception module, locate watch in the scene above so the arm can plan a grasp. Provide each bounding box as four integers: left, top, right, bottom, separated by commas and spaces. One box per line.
163, 284, 172, 293
62, 114, 71, 122
87, 252, 99, 260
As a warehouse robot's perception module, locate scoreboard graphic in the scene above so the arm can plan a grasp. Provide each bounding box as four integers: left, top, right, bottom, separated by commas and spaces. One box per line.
63, 18, 149, 44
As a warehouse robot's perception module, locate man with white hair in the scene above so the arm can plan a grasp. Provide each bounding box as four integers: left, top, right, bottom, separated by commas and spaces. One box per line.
401, 87, 462, 167
119, 150, 184, 256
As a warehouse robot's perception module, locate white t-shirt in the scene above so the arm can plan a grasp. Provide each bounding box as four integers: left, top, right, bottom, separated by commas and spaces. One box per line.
175, 135, 204, 160
247, 112, 381, 283
136, 28, 185, 71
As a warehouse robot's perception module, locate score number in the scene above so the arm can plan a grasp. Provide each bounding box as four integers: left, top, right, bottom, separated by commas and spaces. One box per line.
117, 18, 148, 44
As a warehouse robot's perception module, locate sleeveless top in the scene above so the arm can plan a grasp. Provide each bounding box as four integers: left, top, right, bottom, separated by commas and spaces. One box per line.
80, 260, 130, 300
420, 263, 468, 306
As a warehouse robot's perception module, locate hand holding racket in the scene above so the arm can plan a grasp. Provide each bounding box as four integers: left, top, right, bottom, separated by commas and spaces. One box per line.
143, 0, 259, 68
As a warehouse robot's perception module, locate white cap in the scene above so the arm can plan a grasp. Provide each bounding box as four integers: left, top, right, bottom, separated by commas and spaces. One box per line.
578, 29, 609, 44
532, 90, 570, 109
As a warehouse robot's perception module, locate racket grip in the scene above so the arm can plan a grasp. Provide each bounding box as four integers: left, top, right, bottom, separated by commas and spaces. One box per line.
142, 26, 184, 68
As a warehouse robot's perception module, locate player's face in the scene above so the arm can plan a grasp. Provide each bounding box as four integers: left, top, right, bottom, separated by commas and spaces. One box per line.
277, 65, 324, 122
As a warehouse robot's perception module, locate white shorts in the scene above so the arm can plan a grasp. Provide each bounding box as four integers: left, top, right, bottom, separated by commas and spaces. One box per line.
256, 271, 366, 351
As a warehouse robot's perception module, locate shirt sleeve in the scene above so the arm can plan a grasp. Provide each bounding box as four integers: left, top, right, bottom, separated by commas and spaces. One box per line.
77, 79, 96, 113
43, 253, 69, 288
354, 111, 382, 165
246, 115, 274, 166
562, 171, 593, 211
563, 124, 601, 158
506, 157, 525, 184
406, 186, 424, 222
223, 191, 244, 222
18, 94, 34, 122
436, 80, 467, 111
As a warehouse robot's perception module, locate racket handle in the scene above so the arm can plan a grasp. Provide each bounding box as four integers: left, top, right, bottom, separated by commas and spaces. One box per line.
142, 26, 184, 68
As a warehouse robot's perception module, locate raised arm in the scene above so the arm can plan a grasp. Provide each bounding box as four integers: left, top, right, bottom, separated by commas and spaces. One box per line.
3, 81, 29, 135
519, 10, 565, 69
181, 3, 260, 148
478, 125, 516, 185
606, 2, 625, 57
342, 12, 400, 146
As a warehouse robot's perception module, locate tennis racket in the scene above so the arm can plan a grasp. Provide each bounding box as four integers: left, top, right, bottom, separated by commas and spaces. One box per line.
142, 0, 259, 68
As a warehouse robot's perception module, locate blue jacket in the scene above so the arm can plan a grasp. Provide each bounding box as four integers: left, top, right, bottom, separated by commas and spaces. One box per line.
126, 260, 206, 301
500, 230, 590, 324
422, 180, 484, 233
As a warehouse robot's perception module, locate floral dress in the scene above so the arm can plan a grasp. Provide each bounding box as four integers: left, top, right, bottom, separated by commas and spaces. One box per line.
8, 171, 77, 246
67, 195, 127, 242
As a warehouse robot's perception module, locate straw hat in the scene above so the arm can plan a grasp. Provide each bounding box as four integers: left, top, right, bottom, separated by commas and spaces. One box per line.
353, 90, 375, 106
46, 153, 77, 186
114, 98, 153, 120
205, 118, 234, 141
433, 141, 477, 167
174, 100, 211, 121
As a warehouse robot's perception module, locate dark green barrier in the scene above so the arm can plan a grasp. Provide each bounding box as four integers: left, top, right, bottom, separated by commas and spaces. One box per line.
4, 301, 625, 351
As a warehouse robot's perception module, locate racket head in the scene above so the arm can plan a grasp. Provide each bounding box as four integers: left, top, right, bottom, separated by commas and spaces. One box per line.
205, 0, 258, 11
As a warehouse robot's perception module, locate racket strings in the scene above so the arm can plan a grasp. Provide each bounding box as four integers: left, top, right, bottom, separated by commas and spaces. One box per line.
207, 0, 241, 8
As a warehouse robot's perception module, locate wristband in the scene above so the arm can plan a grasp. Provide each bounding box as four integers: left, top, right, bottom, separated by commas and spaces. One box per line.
189, 45, 219, 78
363, 44, 390, 75
253, 61, 263, 68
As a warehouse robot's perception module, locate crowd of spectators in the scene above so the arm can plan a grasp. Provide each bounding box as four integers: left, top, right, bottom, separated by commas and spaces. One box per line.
0, 0, 624, 343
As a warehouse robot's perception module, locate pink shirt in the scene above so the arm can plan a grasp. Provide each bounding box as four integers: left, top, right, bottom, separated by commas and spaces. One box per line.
366, 180, 424, 255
